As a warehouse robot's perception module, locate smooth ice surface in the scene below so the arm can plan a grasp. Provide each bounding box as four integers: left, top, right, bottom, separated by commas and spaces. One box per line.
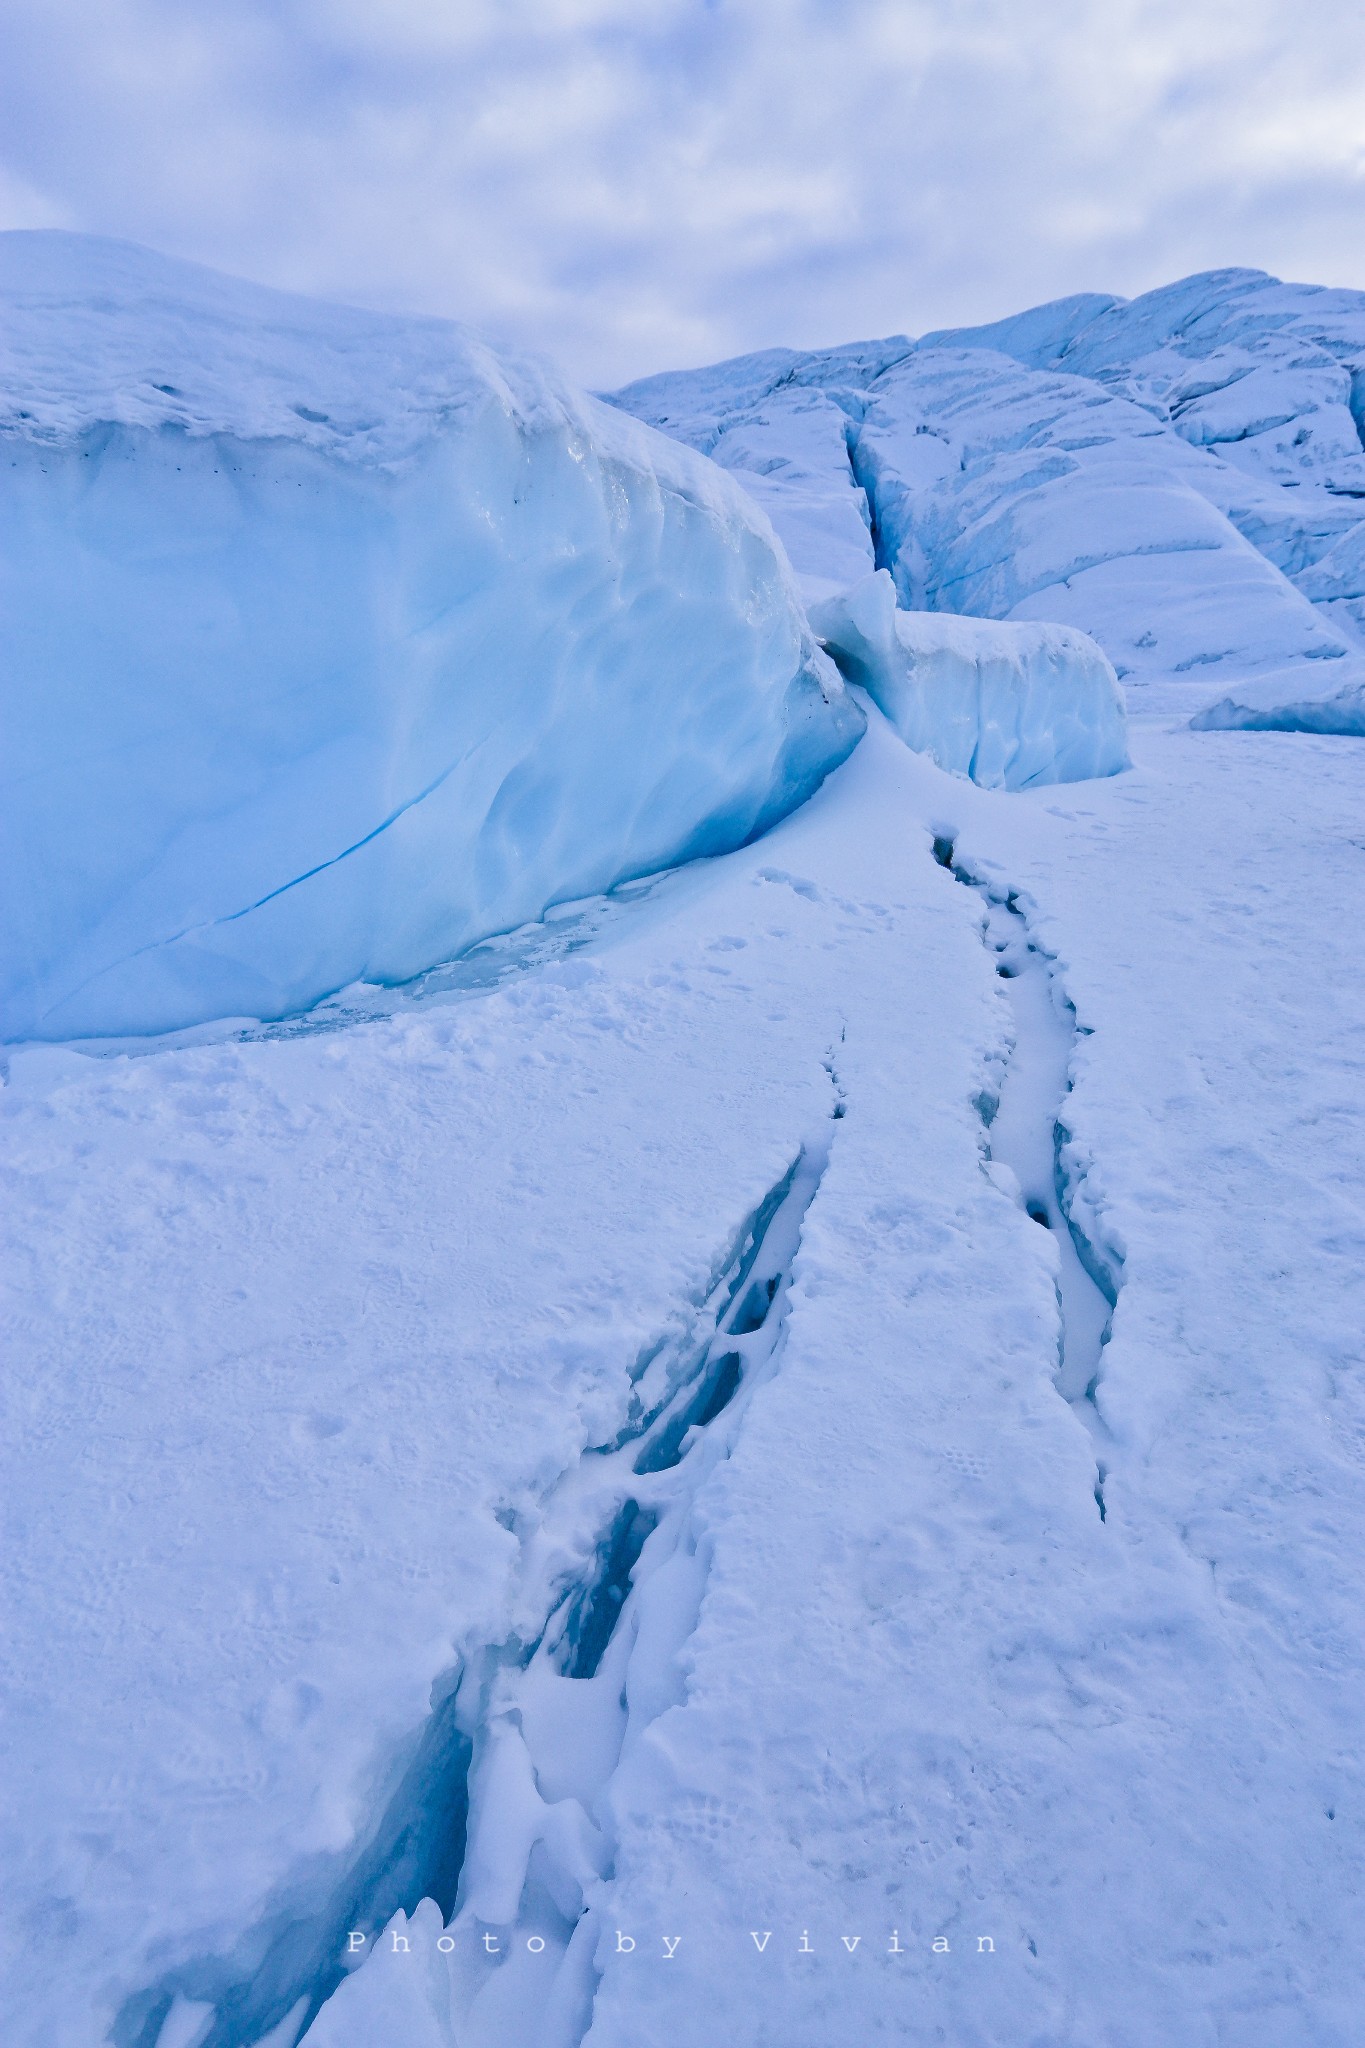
0, 234, 861, 1043
810, 568, 1128, 787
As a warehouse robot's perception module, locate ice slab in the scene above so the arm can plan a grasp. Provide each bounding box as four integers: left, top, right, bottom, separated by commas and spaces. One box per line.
1191, 661, 1365, 734
0, 234, 862, 1043
810, 570, 1129, 787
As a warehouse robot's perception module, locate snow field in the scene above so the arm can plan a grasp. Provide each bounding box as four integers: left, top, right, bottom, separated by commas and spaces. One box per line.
7, 711, 1362, 2046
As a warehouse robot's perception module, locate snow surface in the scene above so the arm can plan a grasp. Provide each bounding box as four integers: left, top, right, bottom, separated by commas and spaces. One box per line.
0, 234, 861, 1043
6, 711, 1363, 2048
810, 568, 1128, 787
5, 248, 1365, 2048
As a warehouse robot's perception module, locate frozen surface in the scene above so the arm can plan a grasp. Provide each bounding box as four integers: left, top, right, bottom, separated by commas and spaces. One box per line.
0, 234, 860, 1043
810, 569, 1128, 787
5, 712, 1365, 2047
6, 254, 1365, 2048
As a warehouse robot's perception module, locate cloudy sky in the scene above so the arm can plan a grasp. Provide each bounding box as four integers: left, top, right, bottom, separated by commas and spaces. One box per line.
2, 0, 1364, 387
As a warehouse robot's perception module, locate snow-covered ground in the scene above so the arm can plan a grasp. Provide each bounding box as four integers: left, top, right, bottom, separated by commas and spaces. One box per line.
3, 248, 1364, 2048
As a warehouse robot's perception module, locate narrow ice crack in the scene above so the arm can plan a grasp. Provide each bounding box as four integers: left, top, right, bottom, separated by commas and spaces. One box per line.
932, 835, 1120, 1515
125, 1088, 839, 2048
441, 1105, 835, 2045
71, 873, 671, 1060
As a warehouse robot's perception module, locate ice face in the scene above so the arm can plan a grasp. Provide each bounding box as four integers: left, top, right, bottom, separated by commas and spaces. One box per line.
810, 570, 1129, 788
708, 387, 878, 604
0, 234, 863, 1043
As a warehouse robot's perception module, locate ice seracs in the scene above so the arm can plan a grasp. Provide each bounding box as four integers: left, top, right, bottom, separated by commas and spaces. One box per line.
810, 570, 1128, 788
0, 233, 862, 1044
611, 266, 1365, 736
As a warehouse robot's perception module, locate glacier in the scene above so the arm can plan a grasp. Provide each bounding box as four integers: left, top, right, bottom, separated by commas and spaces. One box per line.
611, 267, 1365, 733
5, 245, 1365, 2048
0, 235, 861, 1044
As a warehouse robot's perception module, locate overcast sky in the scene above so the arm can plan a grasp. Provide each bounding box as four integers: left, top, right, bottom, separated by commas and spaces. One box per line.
3, 0, 1364, 387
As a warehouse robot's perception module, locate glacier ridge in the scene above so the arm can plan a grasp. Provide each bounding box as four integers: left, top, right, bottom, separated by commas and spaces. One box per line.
611, 266, 1365, 734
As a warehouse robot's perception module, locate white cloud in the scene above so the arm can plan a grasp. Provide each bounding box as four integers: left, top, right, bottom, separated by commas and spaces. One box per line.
0, 164, 72, 233
2, 0, 1365, 385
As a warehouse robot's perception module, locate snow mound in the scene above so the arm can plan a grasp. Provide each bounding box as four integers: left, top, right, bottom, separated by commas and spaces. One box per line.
811, 570, 1129, 786
0, 233, 862, 1043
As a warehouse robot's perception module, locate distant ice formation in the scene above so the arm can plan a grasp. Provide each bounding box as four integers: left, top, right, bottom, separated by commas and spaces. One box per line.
612, 265, 1365, 736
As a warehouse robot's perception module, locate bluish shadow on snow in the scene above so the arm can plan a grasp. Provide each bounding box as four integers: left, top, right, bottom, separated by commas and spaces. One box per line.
112, 1676, 473, 2048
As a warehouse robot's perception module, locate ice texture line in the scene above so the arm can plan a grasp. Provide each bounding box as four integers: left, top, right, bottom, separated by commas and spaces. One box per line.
73, 874, 672, 1062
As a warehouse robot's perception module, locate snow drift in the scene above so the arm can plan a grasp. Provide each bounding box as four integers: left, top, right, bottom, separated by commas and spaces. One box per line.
811, 570, 1129, 787
0, 234, 862, 1043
